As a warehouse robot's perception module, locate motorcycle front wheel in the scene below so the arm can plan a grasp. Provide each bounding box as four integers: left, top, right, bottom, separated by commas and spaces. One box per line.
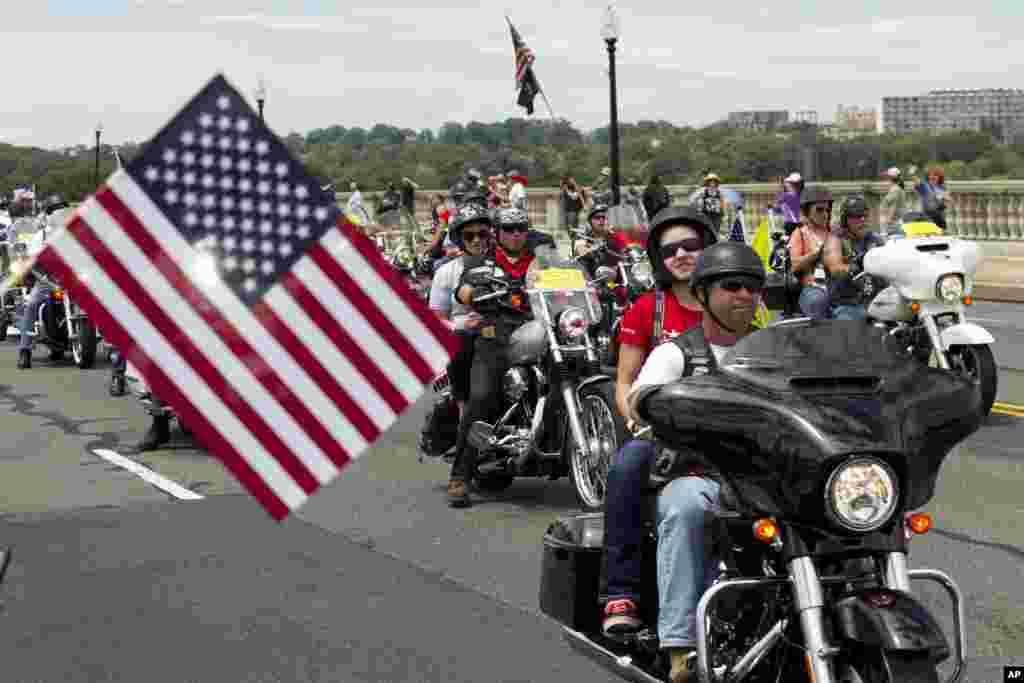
947, 344, 997, 417
836, 648, 938, 683
569, 381, 627, 511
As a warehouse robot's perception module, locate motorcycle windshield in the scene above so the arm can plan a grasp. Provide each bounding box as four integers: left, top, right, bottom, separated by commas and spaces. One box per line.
641, 321, 983, 520
526, 246, 601, 326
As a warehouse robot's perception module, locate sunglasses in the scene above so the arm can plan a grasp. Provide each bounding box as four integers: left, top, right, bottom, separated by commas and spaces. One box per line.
463, 230, 490, 243
715, 276, 765, 294
501, 225, 530, 234
591, 215, 608, 222
659, 238, 704, 261
811, 205, 830, 214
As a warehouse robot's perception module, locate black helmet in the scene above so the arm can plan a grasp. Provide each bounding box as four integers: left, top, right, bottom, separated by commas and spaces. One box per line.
799, 185, 834, 209
587, 203, 609, 224
647, 206, 719, 288
43, 194, 68, 214
493, 206, 530, 233
689, 242, 765, 295
839, 194, 868, 228
449, 204, 492, 247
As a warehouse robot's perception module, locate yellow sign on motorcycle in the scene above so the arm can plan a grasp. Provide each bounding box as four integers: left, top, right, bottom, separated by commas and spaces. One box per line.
534, 268, 587, 290
902, 221, 944, 238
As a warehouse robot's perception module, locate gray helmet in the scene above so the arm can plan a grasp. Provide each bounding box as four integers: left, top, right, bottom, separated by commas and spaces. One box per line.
647, 206, 718, 288
689, 242, 765, 295
493, 206, 530, 233
449, 204, 492, 247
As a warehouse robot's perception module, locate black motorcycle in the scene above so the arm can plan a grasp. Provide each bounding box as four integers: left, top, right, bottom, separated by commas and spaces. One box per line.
420, 248, 628, 510
541, 319, 979, 682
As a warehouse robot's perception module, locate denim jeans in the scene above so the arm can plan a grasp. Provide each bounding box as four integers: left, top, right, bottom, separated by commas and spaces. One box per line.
18, 280, 53, 352
605, 439, 658, 602
832, 304, 867, 321
798, 286, 830, 320
656, 476, 721, 648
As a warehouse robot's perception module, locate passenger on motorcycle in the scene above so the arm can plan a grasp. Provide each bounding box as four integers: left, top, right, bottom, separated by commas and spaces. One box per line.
787, 185, 834, 320
602, 207, 713, 638
429, 205, 494, 416
627, 242, 766, 683
447, 207, 536, 508
822, 194, 885, 321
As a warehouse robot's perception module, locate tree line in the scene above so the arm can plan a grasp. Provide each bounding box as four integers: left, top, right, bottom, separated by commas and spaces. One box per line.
4, 119, 1024, 204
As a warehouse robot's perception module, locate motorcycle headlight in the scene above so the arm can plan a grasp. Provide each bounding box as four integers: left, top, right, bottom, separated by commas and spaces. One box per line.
825, 457, 899, 533
630, 261, 653, 287
936, 274, 964, 303
557, 306, 588, 342
503, 366, 530, 401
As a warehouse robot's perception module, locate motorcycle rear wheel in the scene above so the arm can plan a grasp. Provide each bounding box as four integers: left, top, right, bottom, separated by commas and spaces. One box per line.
569, 381, 627, 511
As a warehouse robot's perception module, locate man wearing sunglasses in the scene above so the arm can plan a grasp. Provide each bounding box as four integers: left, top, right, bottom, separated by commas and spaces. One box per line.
618, 242, 766, 683
446, 207, 537, 507
822, 194, 885, 321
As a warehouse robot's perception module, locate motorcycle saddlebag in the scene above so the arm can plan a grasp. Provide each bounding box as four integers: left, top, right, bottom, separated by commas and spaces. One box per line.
539, 514, 605, 635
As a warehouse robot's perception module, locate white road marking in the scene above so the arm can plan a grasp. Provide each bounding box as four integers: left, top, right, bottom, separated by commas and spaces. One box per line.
92, 448, 204, 501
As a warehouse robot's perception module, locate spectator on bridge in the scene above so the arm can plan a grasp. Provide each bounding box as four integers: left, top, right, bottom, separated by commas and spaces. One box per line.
642, 174, 671, 223
347, 182, 370, 227
912, 166, 948, 230
693, 172, 728, 236
776, 172, 805, 236
879, 167, 907, 238
400, 177, 420, 230
561, 176, 584, 236
507, 170, 528, 212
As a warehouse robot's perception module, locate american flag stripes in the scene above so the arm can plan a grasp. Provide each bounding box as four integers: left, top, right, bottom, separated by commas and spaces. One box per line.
506, 16, 541, 116
36, 75, 458, 519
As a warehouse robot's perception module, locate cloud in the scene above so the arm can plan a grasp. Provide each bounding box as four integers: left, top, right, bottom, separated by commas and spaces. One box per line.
200, 14, 372, 33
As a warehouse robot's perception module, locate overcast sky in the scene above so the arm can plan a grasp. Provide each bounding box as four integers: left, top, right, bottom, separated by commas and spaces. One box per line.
3, 1, 1023, 149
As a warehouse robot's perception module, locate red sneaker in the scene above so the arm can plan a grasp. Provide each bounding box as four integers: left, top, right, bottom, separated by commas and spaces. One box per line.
602, 598, 643, 638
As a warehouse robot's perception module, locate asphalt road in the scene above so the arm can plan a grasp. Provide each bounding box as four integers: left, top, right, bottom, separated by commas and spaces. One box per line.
0, 340, 1021, 682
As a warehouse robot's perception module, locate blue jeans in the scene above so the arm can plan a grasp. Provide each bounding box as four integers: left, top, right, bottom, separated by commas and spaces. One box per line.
832, 304, 867, 321
656, 476, 721, 648
605, 440, 658, 602
18, 280, 53, 352
798, 286, 830, 320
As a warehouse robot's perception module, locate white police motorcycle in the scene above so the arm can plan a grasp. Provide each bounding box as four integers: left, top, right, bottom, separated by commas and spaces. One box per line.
863, 212, 997, 415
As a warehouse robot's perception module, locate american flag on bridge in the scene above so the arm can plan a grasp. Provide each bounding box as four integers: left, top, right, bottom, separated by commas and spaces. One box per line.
36, 75, 458, 520
728, 212, 746, 243
506, 16, 541, 115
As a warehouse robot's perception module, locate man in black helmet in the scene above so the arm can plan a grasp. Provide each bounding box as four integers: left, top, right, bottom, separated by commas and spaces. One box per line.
605, 242, 765, 683
822, 194, 884, 321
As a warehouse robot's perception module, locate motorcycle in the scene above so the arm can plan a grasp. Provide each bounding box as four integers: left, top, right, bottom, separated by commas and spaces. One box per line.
863, 212, 997, 416
372, 209, 432, 300
25, 271, 99, 368
541, 319, 980, 682
421, 246, 628, 510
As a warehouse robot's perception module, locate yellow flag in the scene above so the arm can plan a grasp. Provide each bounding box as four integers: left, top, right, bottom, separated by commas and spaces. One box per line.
752, 217, 778, 327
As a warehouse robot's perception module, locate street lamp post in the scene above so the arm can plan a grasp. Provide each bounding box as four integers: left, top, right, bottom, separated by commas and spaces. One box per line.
254, 78, 267, 122
601, 3, 622, 206
94, 122, 103, 189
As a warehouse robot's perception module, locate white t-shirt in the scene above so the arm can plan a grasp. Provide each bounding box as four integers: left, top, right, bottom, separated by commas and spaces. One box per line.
429, 257, 472, 329
627, 339, 730, 418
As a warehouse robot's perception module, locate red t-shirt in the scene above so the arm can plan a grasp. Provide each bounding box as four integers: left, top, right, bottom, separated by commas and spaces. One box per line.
617, 289, 703, 357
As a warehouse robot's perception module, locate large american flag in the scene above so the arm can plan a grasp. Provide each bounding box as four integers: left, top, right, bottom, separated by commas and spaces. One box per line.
36, 75, 458, 520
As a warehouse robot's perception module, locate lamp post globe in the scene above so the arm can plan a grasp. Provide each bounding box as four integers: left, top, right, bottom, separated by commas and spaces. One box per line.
254, 78, 267, 122
601, 3, 622, 206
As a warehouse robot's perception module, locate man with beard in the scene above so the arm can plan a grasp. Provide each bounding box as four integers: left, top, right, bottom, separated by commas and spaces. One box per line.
626, 242, 767, 683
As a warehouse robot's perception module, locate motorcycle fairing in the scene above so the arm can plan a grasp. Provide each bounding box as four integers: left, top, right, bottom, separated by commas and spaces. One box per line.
938, 321, 994, 347
640, 321, 983, 523
833, 589, 950, 659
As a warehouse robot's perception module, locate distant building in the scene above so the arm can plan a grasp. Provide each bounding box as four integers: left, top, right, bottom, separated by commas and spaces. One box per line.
835, 105, 878, 131
793, 109, 820, 126
882, 88, 1024, 142
726, 110, 789, 131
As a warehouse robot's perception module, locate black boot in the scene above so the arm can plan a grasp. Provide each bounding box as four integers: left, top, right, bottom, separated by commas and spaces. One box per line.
17, 350, 31, 369
137, 415, 171, 452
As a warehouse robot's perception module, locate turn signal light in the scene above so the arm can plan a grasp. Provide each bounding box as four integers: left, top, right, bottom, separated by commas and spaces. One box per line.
52, 290, 64, 301
909, 302, 921, 314
906, 513, 932, 535
962, 295, 973, 306
509, 294, 523, 308
752, 518, 779, 544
